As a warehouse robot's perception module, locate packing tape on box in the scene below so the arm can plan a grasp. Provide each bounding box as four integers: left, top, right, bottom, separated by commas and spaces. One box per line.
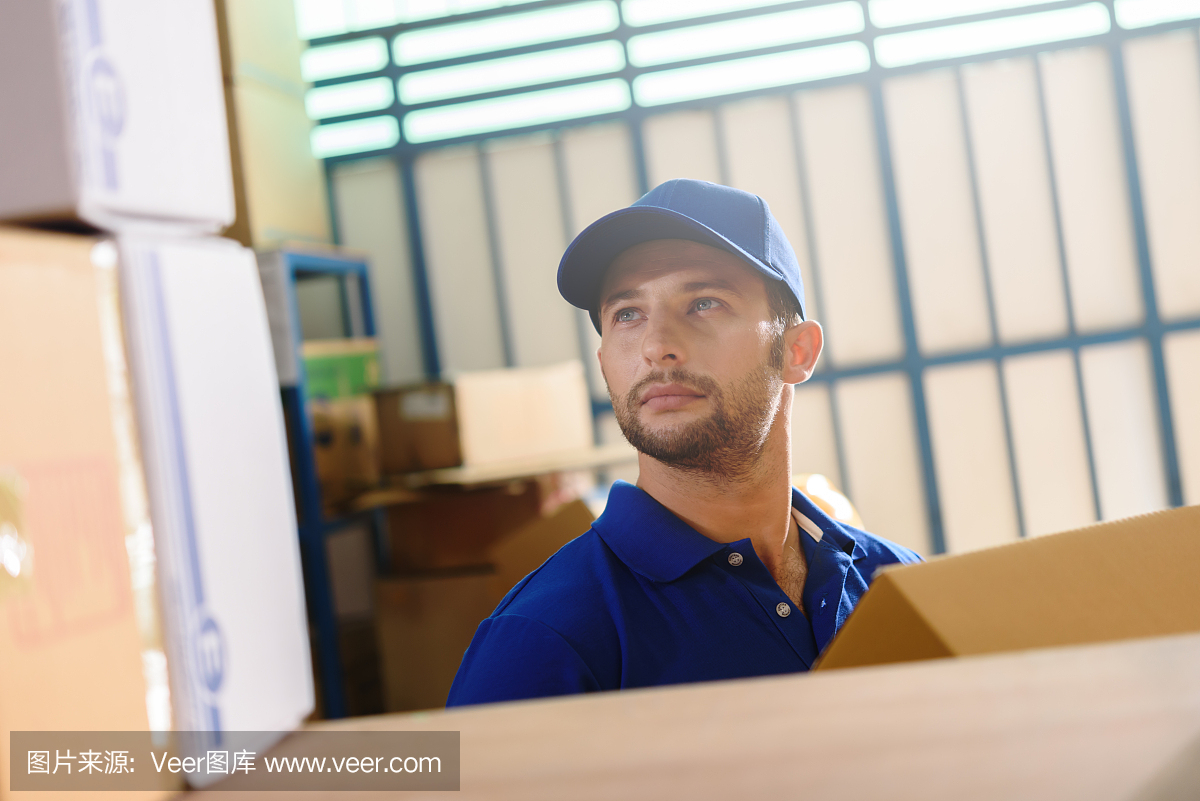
0, 469, 34, 599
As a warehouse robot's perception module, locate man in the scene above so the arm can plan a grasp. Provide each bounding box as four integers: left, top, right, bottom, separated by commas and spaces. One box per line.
447, 179, 920, 707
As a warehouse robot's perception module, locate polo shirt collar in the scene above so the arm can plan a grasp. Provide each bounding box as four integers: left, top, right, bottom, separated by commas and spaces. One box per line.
790, 487, 866, 562
593, 481, 726, 582
593, 481, 866, 583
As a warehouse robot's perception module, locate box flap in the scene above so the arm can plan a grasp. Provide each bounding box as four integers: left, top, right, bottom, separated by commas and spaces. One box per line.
816, 570, 953, 669
819, 505, 1200, 670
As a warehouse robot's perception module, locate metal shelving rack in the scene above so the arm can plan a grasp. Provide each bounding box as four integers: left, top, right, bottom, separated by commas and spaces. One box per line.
260, 247, 381, 720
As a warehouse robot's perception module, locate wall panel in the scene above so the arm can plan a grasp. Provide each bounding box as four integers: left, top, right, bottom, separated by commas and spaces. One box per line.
642, 109, 722, 187
1040, 47, 1143, 333
485, 135, 581, 368
720, 95, 819, 322
795, 84, 904, 367
1080, 339, 1169, 520
835, 372, 930, 554
559, 122, 640, 236
884, 69, 993, 355
924, 361, 1021, 552
1164, 329, 1200, 505
1123, 31, 1200, 322
962, 58, 1070, 344
790, 382, 842, 489
330, 157, 426, 383
414, 145, 507, 372
559, 122, 641, 400
1003, 350, 1097, 537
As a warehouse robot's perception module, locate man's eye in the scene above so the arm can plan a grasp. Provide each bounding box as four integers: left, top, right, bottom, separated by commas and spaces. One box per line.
615, 308, 638, 322
694, 298, 720, 312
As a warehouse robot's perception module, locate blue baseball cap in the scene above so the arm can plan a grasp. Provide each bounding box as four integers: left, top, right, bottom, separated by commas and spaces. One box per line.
558, 178, 806, 332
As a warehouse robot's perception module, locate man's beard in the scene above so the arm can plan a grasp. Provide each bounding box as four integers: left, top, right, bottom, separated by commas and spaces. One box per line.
611, 359, 783, 480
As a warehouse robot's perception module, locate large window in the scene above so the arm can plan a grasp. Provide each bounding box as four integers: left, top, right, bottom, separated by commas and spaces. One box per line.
306, 0, 1200, 555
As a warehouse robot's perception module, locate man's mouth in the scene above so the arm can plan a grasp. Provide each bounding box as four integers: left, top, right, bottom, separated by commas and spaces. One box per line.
639, 383, 705, 410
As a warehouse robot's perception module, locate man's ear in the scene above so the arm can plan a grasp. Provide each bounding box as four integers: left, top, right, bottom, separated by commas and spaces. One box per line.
781, 320, 822, 385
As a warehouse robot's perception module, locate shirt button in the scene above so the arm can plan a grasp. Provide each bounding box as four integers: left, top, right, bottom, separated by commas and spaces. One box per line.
727, 552, 743, 566
776, 602, 791, 618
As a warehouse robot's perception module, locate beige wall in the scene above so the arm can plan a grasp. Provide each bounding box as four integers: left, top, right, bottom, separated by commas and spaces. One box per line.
330, 30, 1200, 554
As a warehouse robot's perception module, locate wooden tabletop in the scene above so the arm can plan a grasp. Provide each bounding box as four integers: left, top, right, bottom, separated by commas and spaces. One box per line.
193, 632, 1200, 800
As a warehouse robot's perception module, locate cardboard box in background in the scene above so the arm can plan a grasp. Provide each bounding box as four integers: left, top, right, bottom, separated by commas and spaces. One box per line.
385, 481, 543, 572
375, 568, 496, 713
303, 339, 382, 511
375, 497, 596, 713
375, 383, 459, 472
0, 0, 233, 231
303, 338, 381, 399
817, 504, 1200, 670
0, 228, 176, 798
119, 234, 314, 770
488, 499, 596, 605
375, 360, 595, 474
311, 397, 381, 513
214, 0, 332, 248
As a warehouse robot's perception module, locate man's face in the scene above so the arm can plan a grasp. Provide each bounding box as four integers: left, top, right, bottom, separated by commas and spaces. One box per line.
597, 239, 786, 476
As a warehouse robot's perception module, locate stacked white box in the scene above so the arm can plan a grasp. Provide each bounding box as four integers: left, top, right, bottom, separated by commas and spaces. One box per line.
0, 0, 234, 230
118, 236, 314, 776
0, 0, 315, 775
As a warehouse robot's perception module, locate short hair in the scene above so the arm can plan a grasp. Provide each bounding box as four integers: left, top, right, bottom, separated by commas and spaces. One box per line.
765, 278, 803, 369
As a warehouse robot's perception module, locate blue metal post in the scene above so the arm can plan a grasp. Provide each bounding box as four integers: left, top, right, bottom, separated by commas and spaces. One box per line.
866, 62, 948, 555
1032, 55, 1105, 522
398, 155, 443, 378
954, 67, 1030, 539
1109, 41, 1185, 508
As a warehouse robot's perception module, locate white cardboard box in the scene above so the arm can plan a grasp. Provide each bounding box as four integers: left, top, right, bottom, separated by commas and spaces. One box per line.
0, 0, 234, 231
118, 234, 313, 781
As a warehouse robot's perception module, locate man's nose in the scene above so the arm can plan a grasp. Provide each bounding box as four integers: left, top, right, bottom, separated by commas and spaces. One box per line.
640, 314, 687, 366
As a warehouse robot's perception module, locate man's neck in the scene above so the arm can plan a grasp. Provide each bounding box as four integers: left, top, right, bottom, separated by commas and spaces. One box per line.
634, 407, 796, 576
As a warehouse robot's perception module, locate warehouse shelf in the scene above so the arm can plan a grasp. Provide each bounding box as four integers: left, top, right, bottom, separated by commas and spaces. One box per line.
350, 442, 638, 510
259, 246, 382, 720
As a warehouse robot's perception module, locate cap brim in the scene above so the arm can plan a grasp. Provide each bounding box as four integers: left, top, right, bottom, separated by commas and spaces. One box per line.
557, 206, 783, 332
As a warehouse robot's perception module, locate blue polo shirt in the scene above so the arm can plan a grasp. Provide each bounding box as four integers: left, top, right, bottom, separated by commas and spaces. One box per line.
447, 481, 921, 707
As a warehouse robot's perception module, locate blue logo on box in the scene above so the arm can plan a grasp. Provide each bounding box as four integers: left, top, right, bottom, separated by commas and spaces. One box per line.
83, 54, 125, 191
87, 56, 125, 137
196, 616, 226, 694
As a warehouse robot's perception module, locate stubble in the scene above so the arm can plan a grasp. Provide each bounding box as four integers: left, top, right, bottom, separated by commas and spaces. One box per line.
611, 360, 783, 481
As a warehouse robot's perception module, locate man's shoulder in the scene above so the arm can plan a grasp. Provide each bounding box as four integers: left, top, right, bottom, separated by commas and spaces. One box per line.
491, 527, 630, 623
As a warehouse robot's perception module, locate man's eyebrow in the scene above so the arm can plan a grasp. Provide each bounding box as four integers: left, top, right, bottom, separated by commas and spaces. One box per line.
600, 287, 642, 310
601, 279, 746, 310
682, 279, 745, 296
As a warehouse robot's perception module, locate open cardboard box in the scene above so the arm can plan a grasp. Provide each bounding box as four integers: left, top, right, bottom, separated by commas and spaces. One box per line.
374, 360, 594, 474
817, 504, 1200, 670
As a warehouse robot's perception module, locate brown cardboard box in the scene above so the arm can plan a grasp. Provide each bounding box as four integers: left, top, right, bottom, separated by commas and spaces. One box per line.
488, 499, 596, 604
208, 633, 1200, 801
0, 228, 173, 798
311, 396, 381, 513
375, 360, 594, 474
375, 498, 595, 714
214, 0, 305, 87
375, 568, 497, 712
224, 78, 333, 248
817, 504, 1200, 670
305, 339, 382, 511
375, 384, 461, 473
214, 0, 332, 248
385, 482, 542, 572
